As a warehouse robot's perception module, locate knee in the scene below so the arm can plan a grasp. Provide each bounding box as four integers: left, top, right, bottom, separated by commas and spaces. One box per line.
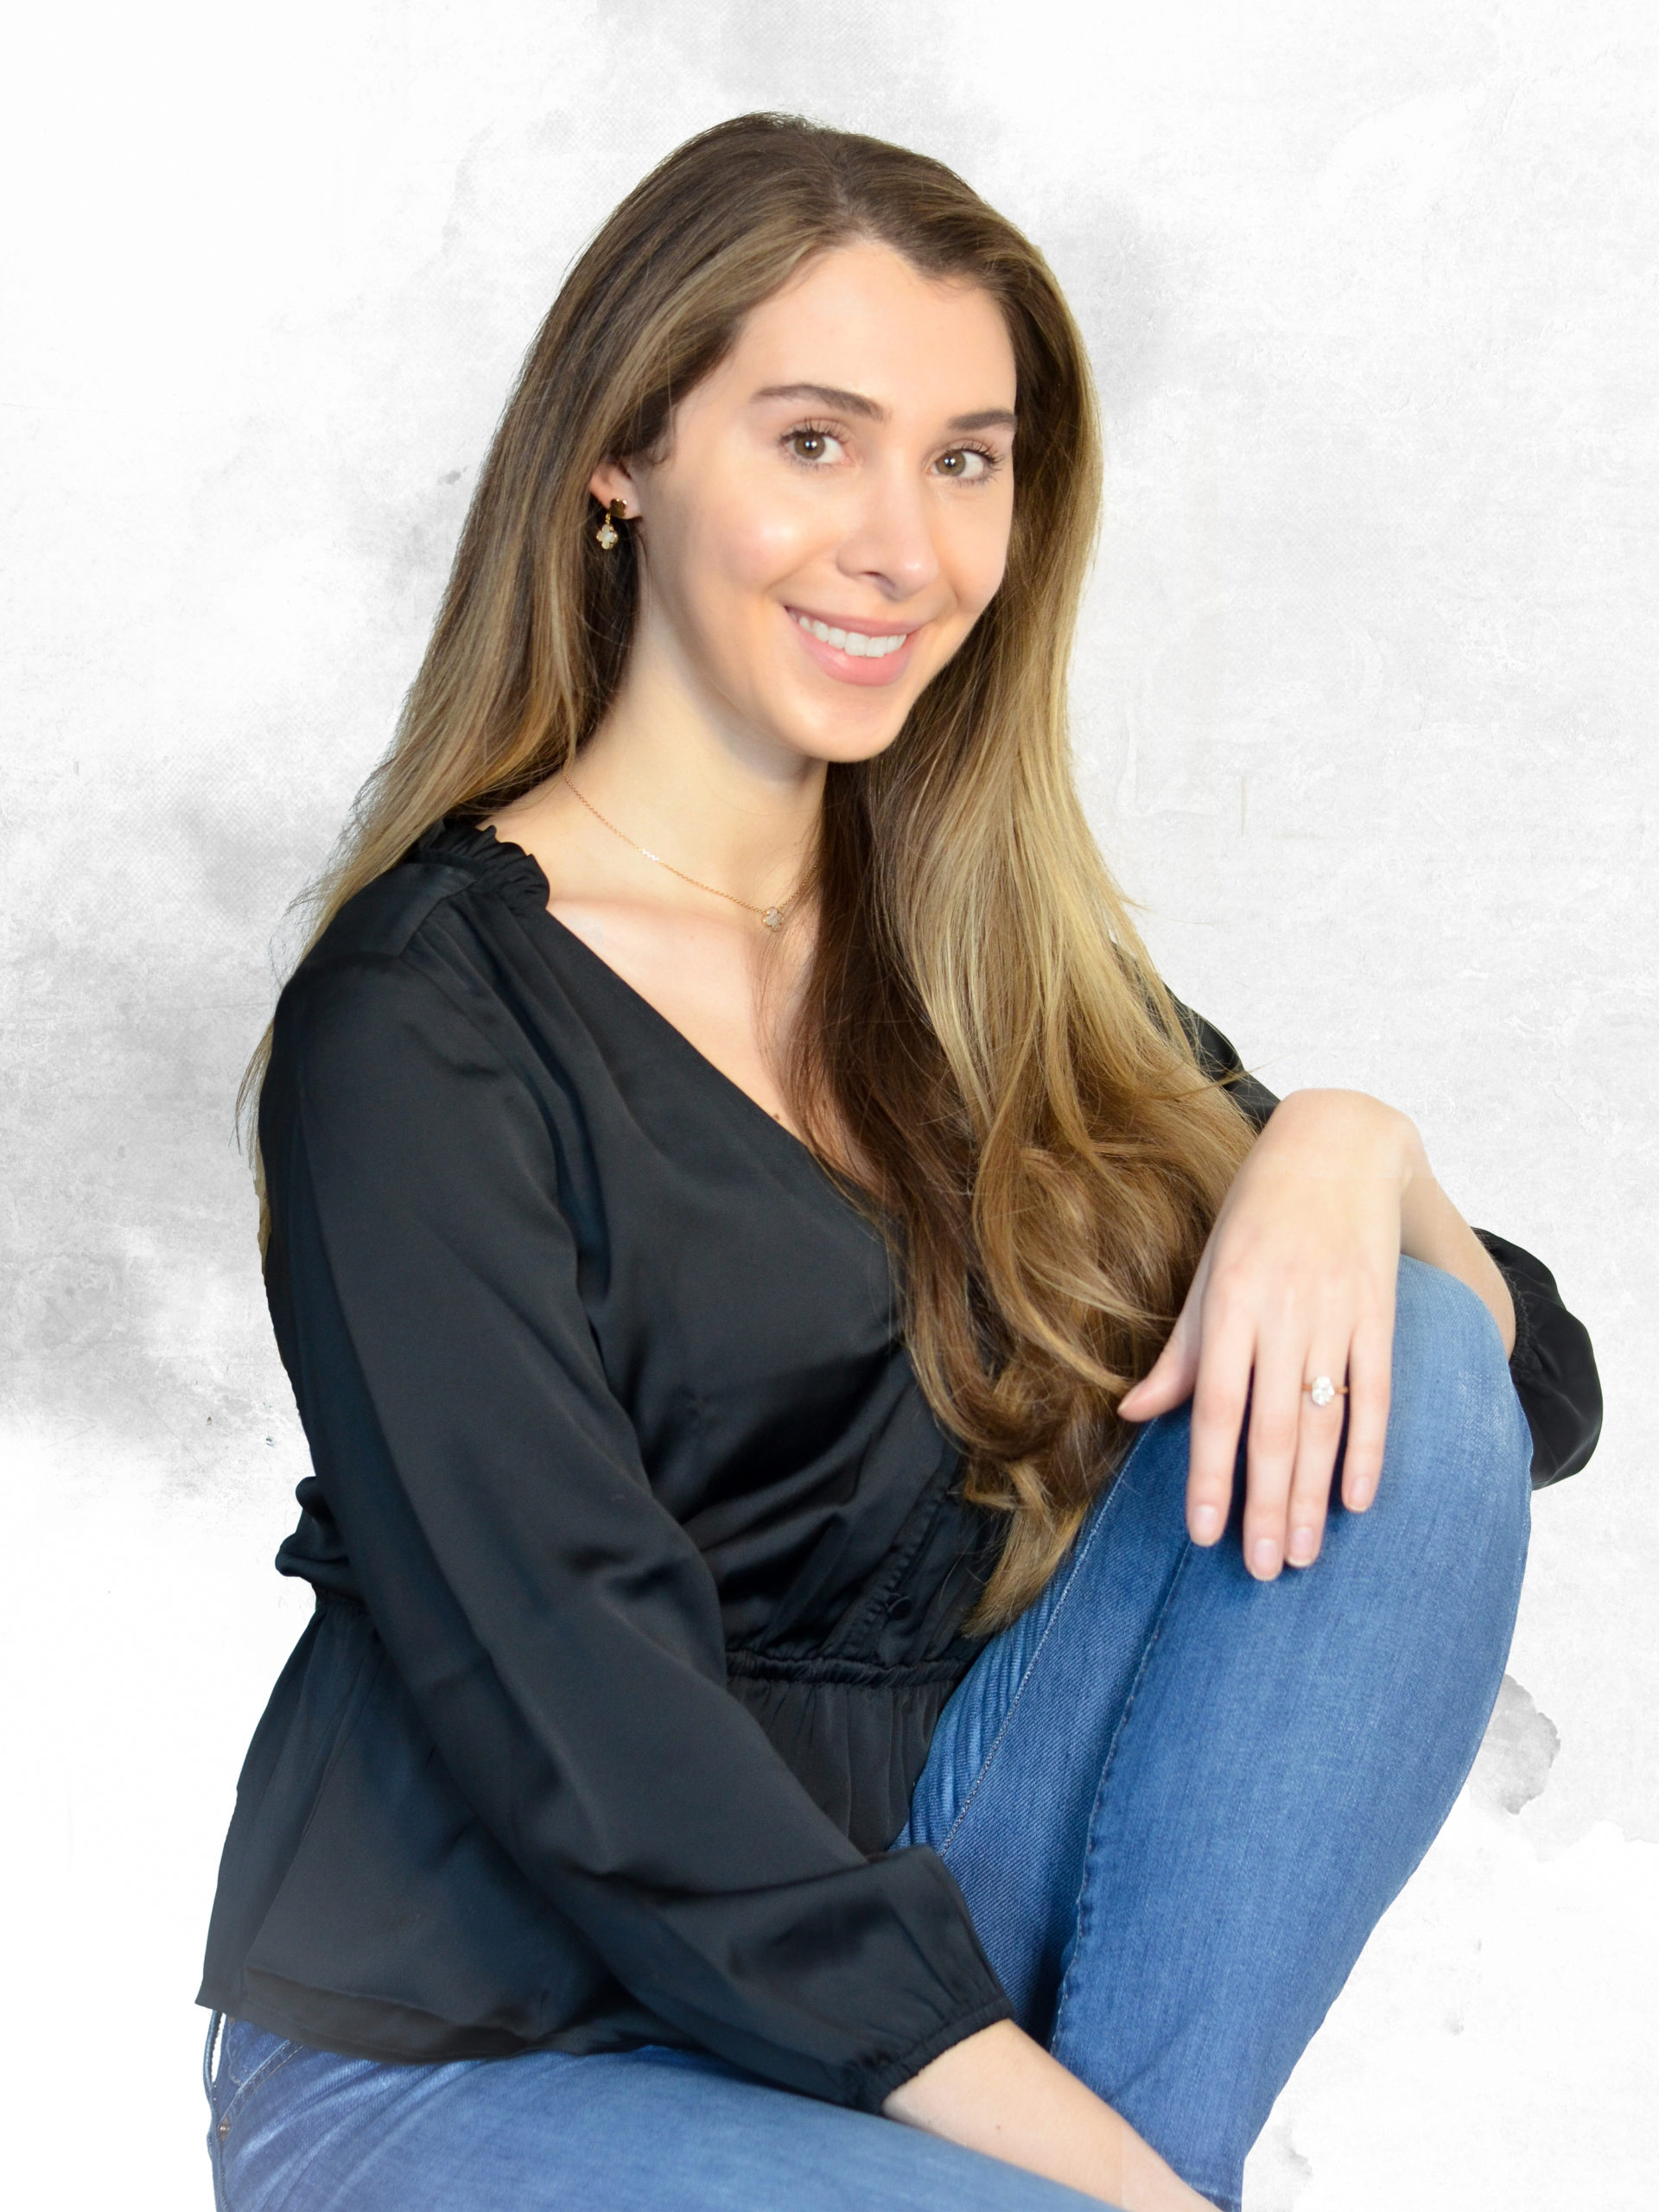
1383, 1255, 1533, 1534
1391, 1253, 1512, 1408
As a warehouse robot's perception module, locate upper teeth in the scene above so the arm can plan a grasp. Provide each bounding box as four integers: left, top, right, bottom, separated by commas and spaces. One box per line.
795, 613, 907, 658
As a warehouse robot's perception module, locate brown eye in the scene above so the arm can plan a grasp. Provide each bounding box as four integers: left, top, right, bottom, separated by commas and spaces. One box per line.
784, 426, 843, 465
937, 447, 994, 480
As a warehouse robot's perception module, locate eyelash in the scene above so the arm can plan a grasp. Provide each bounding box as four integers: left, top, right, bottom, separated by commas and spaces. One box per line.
780, 419, 1005, 482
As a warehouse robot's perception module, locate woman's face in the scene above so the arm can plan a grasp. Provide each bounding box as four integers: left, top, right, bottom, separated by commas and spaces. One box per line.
593, 239, 1019, 768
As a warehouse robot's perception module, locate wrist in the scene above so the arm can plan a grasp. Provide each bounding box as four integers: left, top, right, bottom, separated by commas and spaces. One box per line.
882, 2022, 1125, 2197
882, 2020, 1209, 2209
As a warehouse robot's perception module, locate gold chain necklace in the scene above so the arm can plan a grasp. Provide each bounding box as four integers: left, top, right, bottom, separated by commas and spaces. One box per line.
561, 769, 798, 931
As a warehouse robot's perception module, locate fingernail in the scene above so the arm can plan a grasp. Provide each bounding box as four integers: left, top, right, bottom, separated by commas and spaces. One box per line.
1287, 1525, 1318, 1565
1348, 1477, 1374, 1511
1192, 1504, 1221, 1542
1250, 1536, 1281, 1578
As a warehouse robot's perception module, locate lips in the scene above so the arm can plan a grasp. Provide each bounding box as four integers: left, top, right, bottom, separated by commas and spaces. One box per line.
785, 604, 921, 689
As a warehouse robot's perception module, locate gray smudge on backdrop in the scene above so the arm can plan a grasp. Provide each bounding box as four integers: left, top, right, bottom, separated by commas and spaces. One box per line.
1466, 1674, 1560, 1817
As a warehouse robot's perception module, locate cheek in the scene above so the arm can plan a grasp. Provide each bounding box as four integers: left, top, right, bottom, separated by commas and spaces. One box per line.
952, 498, 1014, 620
680, 474, 820, 605
664, 498, 820, 693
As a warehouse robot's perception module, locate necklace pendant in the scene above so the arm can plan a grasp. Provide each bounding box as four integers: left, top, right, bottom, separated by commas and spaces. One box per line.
762, 906, 784, 931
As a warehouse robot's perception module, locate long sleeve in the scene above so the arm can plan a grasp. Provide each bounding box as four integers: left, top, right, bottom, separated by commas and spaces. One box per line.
1173, 1000, 1603, 1487
257, 944, 1011, 2111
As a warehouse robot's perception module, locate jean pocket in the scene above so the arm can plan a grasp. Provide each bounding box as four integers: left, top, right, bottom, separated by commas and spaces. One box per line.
211, 2018, 301, 2141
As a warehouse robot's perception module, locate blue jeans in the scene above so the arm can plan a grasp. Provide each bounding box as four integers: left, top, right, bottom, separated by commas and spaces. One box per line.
204, 1257, 1532, 2212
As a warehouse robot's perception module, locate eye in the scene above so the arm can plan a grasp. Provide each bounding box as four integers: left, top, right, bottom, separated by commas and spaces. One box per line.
783, 423, 846, 466
935, 443, 1001, 483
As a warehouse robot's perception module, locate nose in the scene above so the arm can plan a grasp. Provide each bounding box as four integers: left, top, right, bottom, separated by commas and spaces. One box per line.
833, 456, 941, 603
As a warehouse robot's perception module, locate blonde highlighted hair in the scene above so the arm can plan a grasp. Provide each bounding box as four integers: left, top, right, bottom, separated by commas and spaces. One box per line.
243, 112, 1256, 1633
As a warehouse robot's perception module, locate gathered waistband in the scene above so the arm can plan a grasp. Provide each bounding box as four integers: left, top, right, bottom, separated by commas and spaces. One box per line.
724, 1647, 969, 1688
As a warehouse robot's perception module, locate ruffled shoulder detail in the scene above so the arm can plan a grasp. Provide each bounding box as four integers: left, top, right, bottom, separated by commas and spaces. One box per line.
411, 817, 551, 916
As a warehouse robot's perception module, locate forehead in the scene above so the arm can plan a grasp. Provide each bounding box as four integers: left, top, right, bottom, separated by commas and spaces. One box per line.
716, 240, 1018, 411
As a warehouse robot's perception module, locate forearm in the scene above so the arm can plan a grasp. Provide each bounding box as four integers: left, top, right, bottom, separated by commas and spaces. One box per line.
882, 2019, 1211, 2210
1397, 1137, 1516, 1357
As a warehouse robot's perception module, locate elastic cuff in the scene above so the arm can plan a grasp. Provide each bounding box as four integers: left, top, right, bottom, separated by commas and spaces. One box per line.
1471, 1230, 1534, 1371
850, 1990, 1017, 2115
1502, 1267, 1536, 1375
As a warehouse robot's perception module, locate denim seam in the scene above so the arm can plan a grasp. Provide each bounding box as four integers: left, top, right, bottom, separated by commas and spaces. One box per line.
937, 1461, 1135, 1857
1051, 1533, 1197, 2055
219, 2036, 304, 2134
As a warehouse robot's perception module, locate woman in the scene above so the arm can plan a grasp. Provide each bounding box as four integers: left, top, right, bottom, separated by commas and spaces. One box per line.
198, 114, 1600, 2212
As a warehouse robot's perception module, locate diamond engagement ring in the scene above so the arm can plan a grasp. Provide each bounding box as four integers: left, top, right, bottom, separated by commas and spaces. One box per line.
1305, 1376, 1349, 1408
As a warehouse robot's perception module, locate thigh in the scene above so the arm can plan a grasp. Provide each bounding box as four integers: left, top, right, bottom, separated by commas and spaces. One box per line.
206, 2015, 1109, 2212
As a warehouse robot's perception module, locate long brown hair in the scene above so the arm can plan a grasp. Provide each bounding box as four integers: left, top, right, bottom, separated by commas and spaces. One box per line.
242, 112, 1257, 1632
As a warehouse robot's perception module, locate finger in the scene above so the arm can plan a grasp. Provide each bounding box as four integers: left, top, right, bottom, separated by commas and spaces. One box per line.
1284, 1345, 1352, 1567
1341, 1308, 1395, 1511
1119, 1316, 1199, 1421
1124, 1245, 1214, 1422
1241, 1325, 1306, 1580
1184, 1306, 1255, 1546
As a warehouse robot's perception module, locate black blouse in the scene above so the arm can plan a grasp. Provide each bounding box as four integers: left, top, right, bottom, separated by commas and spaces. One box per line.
197, 820, 1601, 2113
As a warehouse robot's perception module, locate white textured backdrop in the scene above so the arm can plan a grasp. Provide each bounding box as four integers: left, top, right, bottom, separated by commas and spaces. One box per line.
3, 3, 1654, 2204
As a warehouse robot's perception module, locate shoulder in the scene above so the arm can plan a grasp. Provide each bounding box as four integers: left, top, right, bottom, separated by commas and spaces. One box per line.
268, 823, 552, 1114
301, 819, 551, 972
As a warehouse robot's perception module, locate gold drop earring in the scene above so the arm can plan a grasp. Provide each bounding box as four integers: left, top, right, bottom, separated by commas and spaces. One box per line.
594, 498, 627, 550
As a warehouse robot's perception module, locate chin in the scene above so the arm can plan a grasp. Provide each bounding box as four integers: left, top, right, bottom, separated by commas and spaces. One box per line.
783, 709, 912, 769
766, 671, 941, 767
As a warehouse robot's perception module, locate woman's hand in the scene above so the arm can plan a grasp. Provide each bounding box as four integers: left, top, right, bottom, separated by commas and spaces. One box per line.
1116, 1089, 1515, 1580
882, 2018, 1211, 2209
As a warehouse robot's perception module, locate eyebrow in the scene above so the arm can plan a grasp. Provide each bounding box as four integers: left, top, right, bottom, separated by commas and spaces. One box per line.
750, 382, 1017, 433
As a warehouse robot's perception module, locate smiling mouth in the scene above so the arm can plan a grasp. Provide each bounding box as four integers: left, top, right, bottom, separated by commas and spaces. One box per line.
787, 608, 915, 660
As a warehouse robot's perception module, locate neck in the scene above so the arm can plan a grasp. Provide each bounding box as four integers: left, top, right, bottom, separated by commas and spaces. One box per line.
572, 620, 823, 913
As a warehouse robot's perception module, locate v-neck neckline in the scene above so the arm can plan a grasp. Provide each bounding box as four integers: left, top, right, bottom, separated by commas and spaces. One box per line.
442, 818, 866, 1199
543, 902, 824, 1159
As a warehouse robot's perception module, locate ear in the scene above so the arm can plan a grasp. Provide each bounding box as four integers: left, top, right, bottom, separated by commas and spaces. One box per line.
588, 458, 643, 517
